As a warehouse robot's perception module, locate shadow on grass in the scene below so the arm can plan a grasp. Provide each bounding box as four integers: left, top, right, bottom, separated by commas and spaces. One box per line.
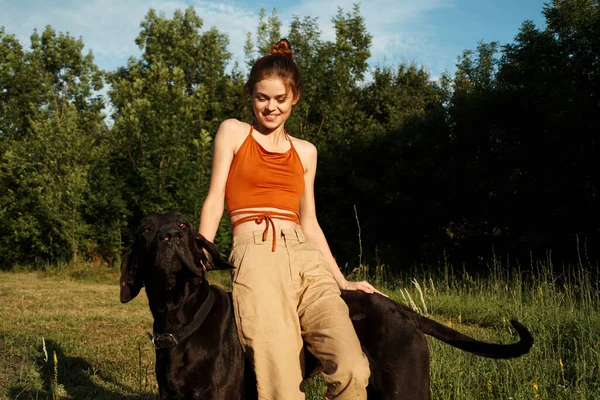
8, 338, 157, 400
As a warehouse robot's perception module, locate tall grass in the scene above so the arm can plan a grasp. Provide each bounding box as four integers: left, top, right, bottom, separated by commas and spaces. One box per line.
348, 252, 600, 400
1, 254, 598, 399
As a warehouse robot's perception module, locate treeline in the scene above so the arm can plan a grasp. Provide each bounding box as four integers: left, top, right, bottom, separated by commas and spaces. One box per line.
1, 1, 598, 271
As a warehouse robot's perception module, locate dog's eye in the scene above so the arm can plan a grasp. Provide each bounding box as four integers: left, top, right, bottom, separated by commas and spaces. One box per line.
179, 223, 188, 230
143, 228, 151, 235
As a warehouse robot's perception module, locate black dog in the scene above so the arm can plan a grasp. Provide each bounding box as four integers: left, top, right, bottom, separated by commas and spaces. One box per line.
120, 212, 533, 399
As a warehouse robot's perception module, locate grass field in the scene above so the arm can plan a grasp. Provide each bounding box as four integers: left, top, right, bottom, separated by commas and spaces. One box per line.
0, 258, 598, 399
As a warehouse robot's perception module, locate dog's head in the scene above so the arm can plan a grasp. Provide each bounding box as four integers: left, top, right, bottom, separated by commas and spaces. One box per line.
119, 212, 233, 303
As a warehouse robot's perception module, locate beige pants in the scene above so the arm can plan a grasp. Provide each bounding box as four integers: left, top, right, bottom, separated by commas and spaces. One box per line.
229, 228, 370, 400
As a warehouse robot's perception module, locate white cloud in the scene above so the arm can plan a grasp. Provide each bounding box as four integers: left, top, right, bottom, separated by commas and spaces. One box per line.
0, 0, 258, 71
188, 0, 258, 68
0, 0, 457, 76
281, 0, 458, 76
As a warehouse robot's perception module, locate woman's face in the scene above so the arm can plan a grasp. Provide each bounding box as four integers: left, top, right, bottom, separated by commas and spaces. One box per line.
252, 77, 298, 131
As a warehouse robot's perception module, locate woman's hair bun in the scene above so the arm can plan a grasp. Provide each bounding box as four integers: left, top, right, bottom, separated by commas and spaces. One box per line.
270, 39, 294, 60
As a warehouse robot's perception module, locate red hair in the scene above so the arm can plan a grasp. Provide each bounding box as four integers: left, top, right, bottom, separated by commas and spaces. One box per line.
244, 39, 302, 101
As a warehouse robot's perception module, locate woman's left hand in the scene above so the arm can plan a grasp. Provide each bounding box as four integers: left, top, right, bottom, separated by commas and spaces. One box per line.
342, 280, 388, 297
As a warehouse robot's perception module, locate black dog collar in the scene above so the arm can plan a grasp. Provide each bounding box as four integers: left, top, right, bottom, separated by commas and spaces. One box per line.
147, 289, 215, 349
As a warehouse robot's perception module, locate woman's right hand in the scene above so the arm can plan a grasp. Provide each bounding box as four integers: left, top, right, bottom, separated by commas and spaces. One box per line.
342, 279, 388, 297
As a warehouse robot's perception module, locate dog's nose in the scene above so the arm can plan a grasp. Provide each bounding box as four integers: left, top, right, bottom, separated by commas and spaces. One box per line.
160, 227, 183, 241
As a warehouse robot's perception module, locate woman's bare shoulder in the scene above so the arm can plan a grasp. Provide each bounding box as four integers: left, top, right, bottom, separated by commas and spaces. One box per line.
216, 119, 252, 151
218, 119, 251, 138
288, 135, 317, 169
289, 135, 317, 154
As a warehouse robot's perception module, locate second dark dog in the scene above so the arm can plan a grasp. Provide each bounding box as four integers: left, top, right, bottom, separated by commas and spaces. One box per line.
120, 212, 533, 399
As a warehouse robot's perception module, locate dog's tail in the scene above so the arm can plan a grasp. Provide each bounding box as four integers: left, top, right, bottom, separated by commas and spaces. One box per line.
415, 314, 533, 358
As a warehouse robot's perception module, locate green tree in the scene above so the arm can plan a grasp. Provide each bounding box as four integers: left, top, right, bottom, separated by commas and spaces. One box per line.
318, 64, 451, 267
436, 0, 600, 265
244, 7, 282, 67
0, 27, 33, 140
444, 41, 505, 253
0, 26, 106, 268
286, 15, 326, 138
107, 7, 241, 250
490, 0, 600, 258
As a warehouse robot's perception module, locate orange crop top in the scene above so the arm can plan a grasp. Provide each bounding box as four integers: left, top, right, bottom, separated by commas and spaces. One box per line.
225, 125, 305, 250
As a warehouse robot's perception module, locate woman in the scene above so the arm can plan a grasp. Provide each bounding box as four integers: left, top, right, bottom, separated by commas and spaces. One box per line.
199, 39, 382, 399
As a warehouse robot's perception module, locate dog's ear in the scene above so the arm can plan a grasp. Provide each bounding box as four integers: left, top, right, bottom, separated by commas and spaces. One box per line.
194, 232, 235, 271
119, 247, 143, 303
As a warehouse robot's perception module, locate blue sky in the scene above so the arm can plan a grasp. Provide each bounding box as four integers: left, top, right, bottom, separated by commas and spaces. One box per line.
0, 0, 549, 79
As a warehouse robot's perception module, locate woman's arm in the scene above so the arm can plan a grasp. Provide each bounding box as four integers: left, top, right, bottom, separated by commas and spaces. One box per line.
199, 119, 239, 242
298, 143, 385, 296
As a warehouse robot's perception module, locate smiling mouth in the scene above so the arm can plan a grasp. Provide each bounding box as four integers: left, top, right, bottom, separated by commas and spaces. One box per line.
264, 114, 279, 121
